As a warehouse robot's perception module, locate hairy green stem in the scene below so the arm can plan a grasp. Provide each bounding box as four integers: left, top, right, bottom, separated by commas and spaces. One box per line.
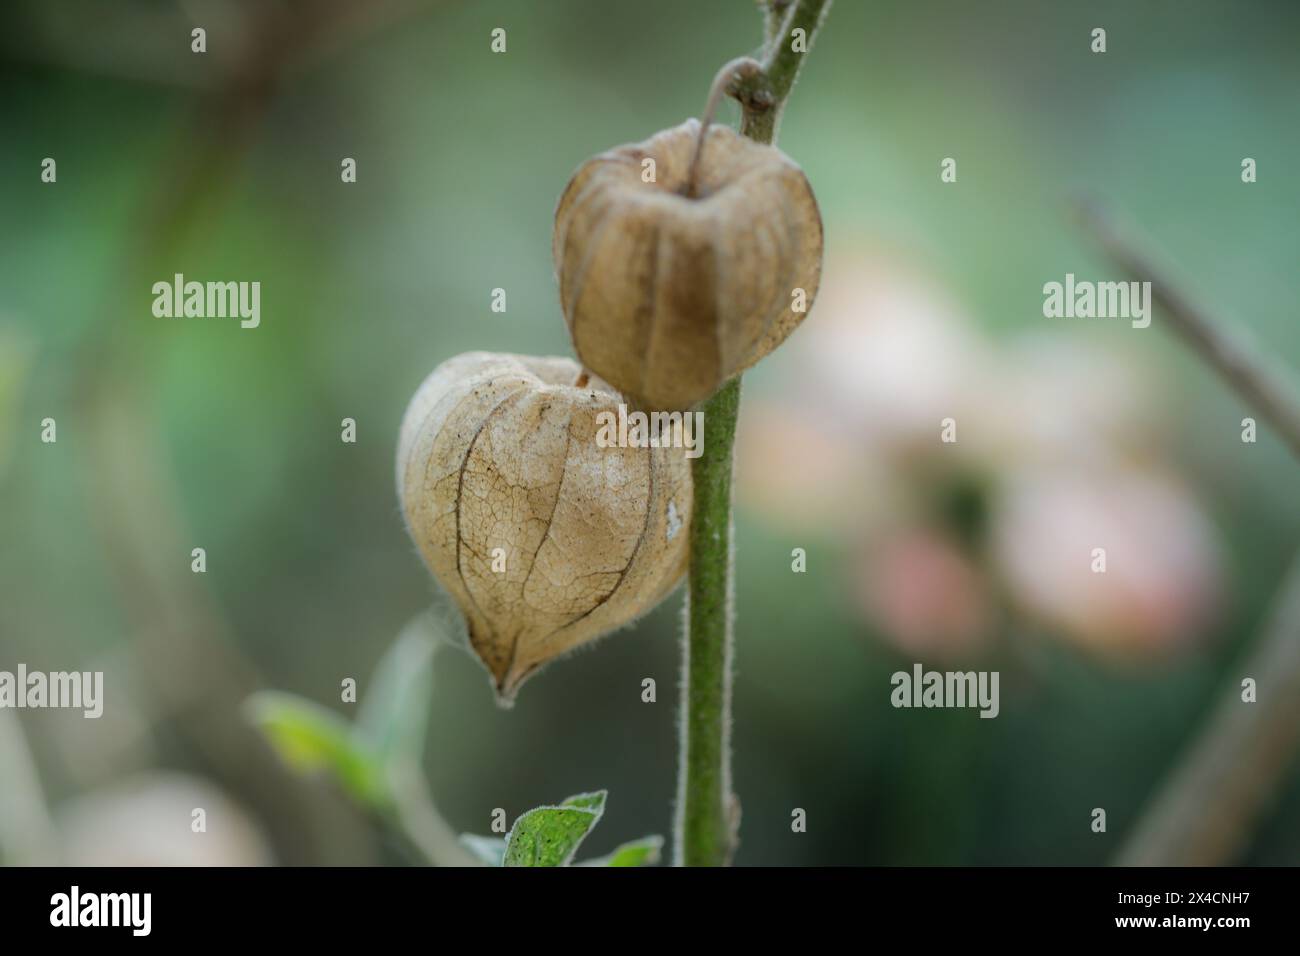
677, 377, 742, 866
744, 0, 832, 143
675, 0, 831, 867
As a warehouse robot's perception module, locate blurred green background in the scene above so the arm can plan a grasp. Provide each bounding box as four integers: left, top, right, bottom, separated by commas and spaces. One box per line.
1, 0, 1298, 866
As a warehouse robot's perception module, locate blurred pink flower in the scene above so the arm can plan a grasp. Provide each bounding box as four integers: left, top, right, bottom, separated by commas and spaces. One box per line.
737, 246, 992, 535
853, 527, 992, 659
977, 333, 1162, 472
990, 466, 1221, 656
735, 397, 872, 534
737, 239, 1225, 662
790, 247, 991, 459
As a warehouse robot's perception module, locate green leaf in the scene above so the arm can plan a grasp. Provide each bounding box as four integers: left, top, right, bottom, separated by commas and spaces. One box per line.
503, 794, 607, 867
357, 618, 436, 765
578, 835, 664, 867
459, 834, 508, 867
560, 790, 607, 814
245, 691, 386, 808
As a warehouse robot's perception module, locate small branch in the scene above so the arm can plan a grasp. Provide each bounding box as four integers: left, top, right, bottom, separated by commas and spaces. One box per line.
761, 1, 794, 46
674, 0, 832, 868
1076, 200, 1300, 465
1118, 549, 1300, 865
1076, 202, 1300, 863
741, 0, 832, 143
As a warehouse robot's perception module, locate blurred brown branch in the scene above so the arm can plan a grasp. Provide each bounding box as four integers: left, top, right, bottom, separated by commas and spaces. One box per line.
64, 0, 438, 864
4, 0, 430, 92
1076, 200, 1300, 465
1117, 549, 1300, 865
1077, 201, 1300, 865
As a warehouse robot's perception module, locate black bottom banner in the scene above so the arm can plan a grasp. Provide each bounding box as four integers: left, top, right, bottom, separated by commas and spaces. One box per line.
0, 865, 1286, 943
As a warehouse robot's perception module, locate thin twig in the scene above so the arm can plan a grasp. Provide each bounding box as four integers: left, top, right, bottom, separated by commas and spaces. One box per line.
1074, 201, 1300, 864
741, 0, 832, 142
1117, 549, 1300, 865
760, 0, 794, 45
1076, 200, 1300, 465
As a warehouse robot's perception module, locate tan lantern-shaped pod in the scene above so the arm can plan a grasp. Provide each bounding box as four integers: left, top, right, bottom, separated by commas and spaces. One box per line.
553, 118, 823, 411
396, 352, 693, 702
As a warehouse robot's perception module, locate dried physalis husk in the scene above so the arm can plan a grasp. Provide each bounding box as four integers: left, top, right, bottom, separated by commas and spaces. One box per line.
397, 352, 693, 701
553, 118, 823, 410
